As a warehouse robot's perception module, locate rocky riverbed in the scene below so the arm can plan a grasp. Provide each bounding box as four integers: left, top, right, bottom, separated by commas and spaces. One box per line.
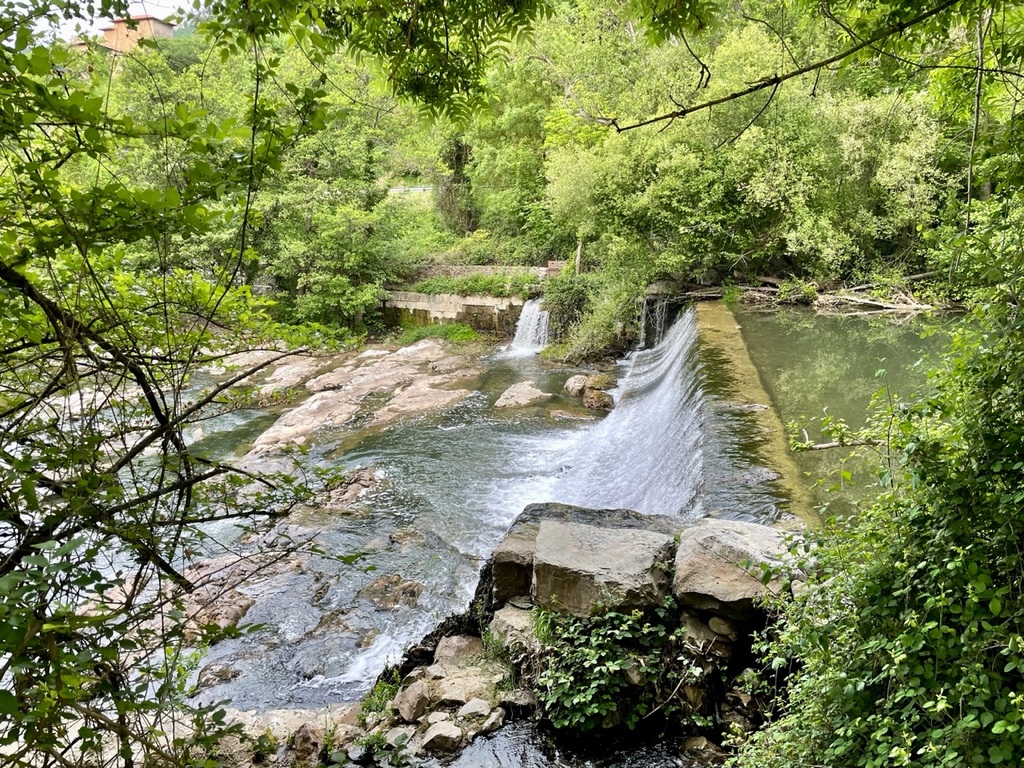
203, 502, 799, 768
176, 309, 809, 766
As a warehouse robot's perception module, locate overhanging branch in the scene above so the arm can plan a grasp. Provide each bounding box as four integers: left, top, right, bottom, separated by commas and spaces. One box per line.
604, 0, 961, 132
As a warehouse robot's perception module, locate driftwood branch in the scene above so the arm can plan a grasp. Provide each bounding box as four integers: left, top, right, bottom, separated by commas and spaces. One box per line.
796, 439, 885, 452
824, 293, 933, 311
845, 271, 939, 292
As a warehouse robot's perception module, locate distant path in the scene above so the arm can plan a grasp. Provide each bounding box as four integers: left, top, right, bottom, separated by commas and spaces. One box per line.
387, 186, 433, 194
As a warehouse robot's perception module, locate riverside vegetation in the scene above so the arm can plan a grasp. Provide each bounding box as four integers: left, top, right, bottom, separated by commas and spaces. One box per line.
2, 1, 1023, 767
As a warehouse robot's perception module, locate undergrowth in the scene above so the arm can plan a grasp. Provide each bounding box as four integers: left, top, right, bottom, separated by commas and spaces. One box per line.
407, 271, 538, 298
533, 598, 713, 732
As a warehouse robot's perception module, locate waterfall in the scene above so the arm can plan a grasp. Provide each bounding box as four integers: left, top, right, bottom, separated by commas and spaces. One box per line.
638, 296, 670, 349
508, 298, 550, 354
553, 306, 704, 517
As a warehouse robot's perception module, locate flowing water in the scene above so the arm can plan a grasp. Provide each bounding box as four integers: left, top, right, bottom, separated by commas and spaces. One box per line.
193, 306, 784, 713
552, 309, 704, 517
508, 298, 550, 354
187, 304, 947, 765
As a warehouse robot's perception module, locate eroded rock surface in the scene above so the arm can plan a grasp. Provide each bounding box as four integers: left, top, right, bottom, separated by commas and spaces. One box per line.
245, 339, 479, 453
582, 388, 615, 410
532, 519, 674, 617
563, 374, 588, 397
672, 518, 789, 618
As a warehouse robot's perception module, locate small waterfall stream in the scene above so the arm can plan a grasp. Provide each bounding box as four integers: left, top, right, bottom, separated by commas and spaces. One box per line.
554, 306, 704, 517
508, 298, 550, 354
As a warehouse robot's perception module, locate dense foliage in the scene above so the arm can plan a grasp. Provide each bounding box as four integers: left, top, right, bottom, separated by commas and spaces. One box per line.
737, 293, 1024, 767
0, 0, 546, 764
4, 0, 1024, 764
534, 599, 713, 732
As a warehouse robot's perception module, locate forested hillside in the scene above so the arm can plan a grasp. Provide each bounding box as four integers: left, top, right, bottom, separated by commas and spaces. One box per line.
2, 0, 1023, 766
63, 1, 1016, 355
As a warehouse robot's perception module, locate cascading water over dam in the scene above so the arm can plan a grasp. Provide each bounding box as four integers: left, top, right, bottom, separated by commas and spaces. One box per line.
508, 298, 550, 354
553, 306, 704, 517
190, 304, 792, 713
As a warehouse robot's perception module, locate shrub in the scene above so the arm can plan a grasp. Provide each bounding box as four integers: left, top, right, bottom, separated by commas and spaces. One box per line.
408, 271, 538, 298
533, 599, 713, 732
736, 294, 1024, 768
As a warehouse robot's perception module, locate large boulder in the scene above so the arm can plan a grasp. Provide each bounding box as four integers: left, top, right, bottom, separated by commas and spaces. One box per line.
494, 380, 551, 408
492, 503, 679, 607
491, 524, 537, 605
672, 518, 788, 618
434, 665, 501, 706
532, 519, 675, 617
584, 373, 617, 391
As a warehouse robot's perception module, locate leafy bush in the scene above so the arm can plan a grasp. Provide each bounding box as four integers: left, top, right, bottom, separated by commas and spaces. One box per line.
777, 279, 818, 305
542, 269, 598, 335
533, 599, 712, 732
543, 276, 641, 361
408, 270, 539, 298
358, 671, 400, 725
736, 294, 1024, 768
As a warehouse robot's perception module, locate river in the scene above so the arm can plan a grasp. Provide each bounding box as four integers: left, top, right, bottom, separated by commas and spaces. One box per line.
188, 301, 947, 764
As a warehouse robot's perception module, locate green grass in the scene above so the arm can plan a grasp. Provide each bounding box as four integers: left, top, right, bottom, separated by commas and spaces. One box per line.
397, 322, 480, 344
407, 271, 538, 298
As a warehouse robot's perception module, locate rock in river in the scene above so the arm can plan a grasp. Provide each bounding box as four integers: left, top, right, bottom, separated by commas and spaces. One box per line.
532, 519, 674, 617
494, 380, 551, 408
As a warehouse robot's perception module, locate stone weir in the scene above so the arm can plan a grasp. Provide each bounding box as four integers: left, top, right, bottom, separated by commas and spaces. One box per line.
326, 502, 803, 766
381, 291, 527, 335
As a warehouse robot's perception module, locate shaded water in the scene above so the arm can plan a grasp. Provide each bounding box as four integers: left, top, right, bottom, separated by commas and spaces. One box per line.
735, 309, 949, 510
430, 720, 698, 768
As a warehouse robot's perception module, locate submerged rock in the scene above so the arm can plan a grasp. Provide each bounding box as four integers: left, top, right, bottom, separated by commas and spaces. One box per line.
358, 574, 424, 610
582, 388, 615, 410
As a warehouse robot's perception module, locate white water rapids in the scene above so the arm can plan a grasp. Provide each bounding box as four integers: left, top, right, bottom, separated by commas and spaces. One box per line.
552, 306, 703, 517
